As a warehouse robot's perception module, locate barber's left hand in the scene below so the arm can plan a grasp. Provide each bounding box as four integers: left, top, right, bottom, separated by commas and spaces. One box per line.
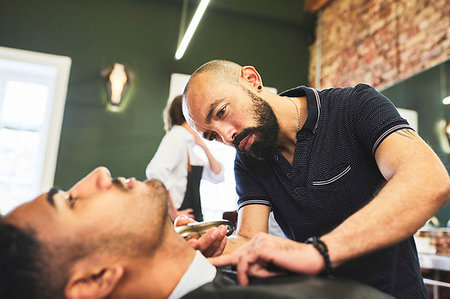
173, 216, 228, 257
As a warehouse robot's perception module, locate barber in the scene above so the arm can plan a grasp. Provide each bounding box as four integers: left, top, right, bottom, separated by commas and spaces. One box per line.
181, 60, 450, 298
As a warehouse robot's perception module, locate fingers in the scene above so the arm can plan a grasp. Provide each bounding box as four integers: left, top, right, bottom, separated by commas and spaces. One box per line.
211, 233, 228, 257
237, 254, 251, 286
247, 263, 283, 278
211, 251, 281, 286
235, 252, 283, 285
187, 238, 200, 248
191, 225, 228, 257
209, 253, 237, 267
203, 226, 228, 257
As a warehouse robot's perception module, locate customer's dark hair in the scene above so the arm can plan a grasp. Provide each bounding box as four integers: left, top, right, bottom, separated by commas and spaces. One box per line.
0, 219, 63, 299
164, 95, 186, 132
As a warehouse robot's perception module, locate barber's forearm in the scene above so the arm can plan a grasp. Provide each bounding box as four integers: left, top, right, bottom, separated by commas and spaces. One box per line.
321, 169, 449, 268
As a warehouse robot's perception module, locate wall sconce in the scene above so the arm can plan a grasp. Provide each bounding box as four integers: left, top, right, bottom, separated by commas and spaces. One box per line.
442, 96, 450, 105
446, 120, 450, 145
102, 63, 132, 111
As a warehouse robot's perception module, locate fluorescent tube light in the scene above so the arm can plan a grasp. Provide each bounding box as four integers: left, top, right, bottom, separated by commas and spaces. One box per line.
175, 0, 211, 60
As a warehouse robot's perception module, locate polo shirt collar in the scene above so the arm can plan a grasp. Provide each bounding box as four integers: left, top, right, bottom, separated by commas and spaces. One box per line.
279, 86, 321, 133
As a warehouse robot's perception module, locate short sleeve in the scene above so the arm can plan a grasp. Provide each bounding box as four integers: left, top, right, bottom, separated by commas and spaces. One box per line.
234, 153, 271, 210
145, 130, 186, 190
348, 84, 412, 155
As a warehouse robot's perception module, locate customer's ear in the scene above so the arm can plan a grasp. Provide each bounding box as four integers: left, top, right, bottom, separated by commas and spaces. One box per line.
65, 264, 124, 299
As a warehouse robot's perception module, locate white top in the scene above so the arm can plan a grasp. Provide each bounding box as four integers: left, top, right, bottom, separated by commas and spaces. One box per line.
168, 250, 217, 299
146, 125, 224, 208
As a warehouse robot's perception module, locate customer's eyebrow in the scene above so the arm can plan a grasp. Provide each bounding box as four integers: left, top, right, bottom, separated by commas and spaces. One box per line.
46, 187, 60, 208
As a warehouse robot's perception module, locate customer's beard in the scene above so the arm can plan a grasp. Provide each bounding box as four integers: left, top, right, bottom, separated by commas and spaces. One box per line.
233, 89, 280, 160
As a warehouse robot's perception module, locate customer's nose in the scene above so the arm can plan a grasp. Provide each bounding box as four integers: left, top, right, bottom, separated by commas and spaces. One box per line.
94, 167, 113, 190
69, 166, 112, 195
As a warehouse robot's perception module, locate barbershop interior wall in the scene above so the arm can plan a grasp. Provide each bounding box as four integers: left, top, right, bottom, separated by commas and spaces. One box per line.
308, 0, 449, 225
381, 60, 450, 226
308, 0, 449, 90
0, 0, 314, 188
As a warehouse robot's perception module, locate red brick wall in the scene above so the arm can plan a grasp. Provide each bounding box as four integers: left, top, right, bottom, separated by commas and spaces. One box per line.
309, 0, 450, 89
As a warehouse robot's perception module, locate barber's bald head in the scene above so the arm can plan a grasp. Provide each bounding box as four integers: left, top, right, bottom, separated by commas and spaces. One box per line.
182, 60, 247, 133
184, 60, 242, 96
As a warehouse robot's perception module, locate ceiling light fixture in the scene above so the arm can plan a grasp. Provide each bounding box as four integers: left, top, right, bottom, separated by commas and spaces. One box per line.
175, 0, 211, 60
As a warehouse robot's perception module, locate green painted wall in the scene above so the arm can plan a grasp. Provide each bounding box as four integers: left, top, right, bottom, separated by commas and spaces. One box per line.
0, 0, 314, 187
382, 60, 450, 226
2, 0, 446, 225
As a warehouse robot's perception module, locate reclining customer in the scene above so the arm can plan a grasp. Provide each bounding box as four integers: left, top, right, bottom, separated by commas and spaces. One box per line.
1, 167, 393, 298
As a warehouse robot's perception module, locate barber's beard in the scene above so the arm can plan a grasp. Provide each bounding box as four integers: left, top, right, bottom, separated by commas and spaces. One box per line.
232, 89, 280, 160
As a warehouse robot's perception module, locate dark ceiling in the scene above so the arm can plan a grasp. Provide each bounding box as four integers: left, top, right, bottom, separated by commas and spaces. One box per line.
210, 0, 315, 28
163, 0, 316, 29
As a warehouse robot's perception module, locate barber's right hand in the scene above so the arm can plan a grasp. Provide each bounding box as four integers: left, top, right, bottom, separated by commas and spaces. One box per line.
173, 216, 228, 257
187, 225, 228, 257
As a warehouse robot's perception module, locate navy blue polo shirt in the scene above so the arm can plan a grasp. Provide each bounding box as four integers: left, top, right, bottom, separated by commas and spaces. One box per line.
234, 84, 428, 298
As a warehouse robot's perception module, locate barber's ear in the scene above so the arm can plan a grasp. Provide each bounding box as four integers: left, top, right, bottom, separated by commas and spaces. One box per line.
240, 66, 263, 89
65, 265, 124, 299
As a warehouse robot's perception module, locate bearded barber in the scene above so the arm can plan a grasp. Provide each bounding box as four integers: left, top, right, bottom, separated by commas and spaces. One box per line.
181, 59, 449, 298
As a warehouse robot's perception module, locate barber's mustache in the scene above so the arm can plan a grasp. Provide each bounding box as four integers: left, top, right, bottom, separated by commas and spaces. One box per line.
232, 128, 255, 149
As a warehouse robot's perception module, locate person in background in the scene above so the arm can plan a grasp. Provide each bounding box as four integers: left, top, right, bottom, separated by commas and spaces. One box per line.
182, 59, 450, 298
0, 167, 394, 299
146, 95, 224, 221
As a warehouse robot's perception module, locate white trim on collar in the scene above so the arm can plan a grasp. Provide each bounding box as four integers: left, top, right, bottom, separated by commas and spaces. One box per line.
168, 250, 217, 299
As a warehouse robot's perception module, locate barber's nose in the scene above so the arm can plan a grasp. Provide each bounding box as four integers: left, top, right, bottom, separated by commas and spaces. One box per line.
217, 126, 237, 146
69, 166, 113, 195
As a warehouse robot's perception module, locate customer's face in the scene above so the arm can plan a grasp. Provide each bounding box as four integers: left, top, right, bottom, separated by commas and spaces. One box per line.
184, 73, 280, 159
5, 167, 168, 251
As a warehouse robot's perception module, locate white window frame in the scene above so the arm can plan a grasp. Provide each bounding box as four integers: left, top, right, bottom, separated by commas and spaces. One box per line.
0, 46, 71, 196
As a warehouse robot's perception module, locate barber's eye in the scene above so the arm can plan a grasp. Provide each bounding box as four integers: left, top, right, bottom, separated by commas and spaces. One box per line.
208, 132, 217, 141
217, 106, 226, 118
